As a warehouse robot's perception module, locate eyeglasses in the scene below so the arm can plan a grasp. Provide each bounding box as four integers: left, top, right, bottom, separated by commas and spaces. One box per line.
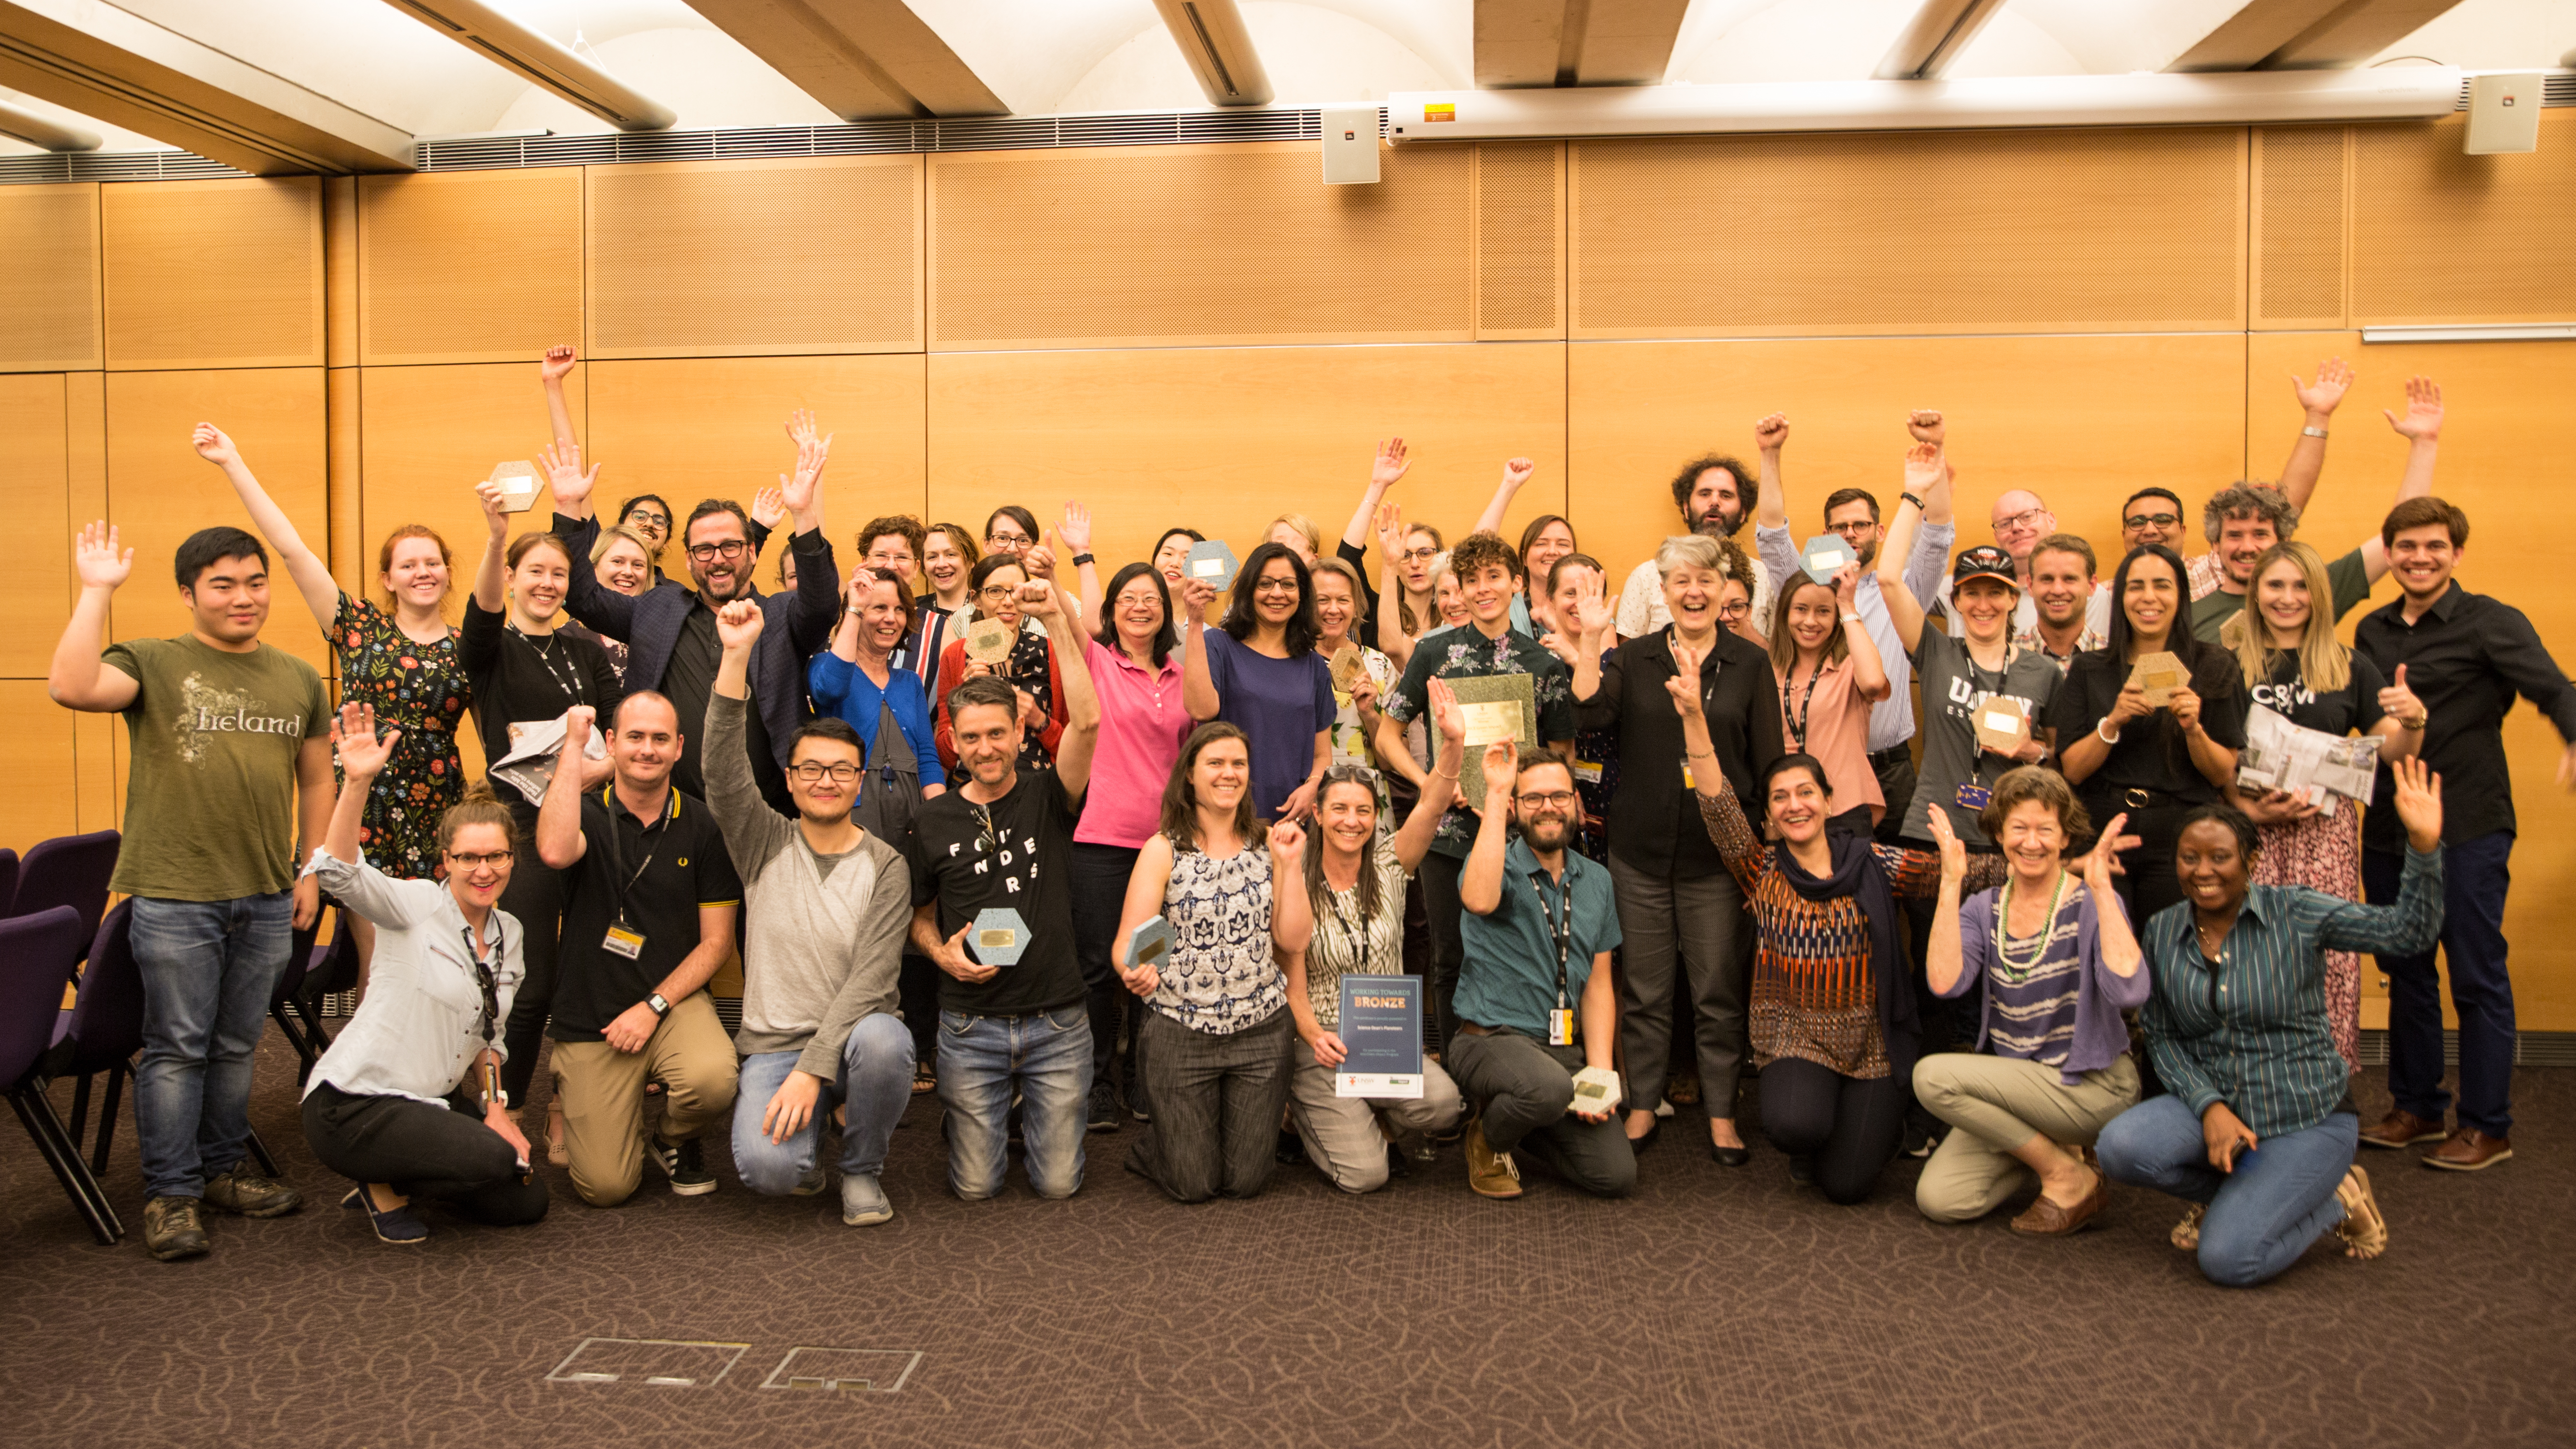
447, 850, 514, 868
1321, 764, 1381, 787
1399, 546, 1440, 563
2123, 511, 2181, 531
1515, 790, 1578, 808
625, 512, 669, 530
687, 540, 749, 561
790, 762, 862, 783
1994, 507, 2048, 534
985, 533, 1030, 548
1251, 578, 1301, 595
1826, 520, 1876, 538
978, 583, 1022, 599
1714, 601, 1752, 621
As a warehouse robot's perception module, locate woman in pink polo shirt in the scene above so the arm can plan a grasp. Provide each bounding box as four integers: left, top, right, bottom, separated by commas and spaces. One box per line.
1070, 562, 1197, 1130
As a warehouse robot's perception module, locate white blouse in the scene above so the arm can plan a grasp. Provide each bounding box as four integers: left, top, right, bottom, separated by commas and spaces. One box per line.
301, 849, 524, 1109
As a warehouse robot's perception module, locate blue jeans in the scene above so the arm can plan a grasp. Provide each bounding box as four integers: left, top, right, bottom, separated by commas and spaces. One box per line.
936, 1006, 1092, 1201
730, 1014, 915, 1196
2097, 1095, 2356, 1288
131, 893, 295, 1199
2367, 835, 2515, 1136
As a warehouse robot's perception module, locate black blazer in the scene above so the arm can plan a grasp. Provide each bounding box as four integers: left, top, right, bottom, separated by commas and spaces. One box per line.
1576, 626, 1784, 876
555, 511, 841, 775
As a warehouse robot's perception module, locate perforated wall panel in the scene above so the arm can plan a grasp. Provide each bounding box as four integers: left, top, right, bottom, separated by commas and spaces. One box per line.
2253, 126, 2348, 329
1475, 142, 1563, 339
359, 168, 583, 365
0, 183, 100, 370
103, 178, 322, 368
2354, 114, 2576, 325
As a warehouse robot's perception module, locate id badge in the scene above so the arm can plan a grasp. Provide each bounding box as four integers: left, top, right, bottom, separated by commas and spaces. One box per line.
1678, 758, 1696, 791
1955, 783, 1992, 812
1547, 1008, 1575, 1047
602, 923, 645, 959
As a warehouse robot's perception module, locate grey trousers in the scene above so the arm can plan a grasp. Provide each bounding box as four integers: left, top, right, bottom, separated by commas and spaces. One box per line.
1609, 853, 1751, 1120
1446, 1028, 1635, 1198
1286, 1038, 1463, 1194
1126, 1007, 1293, 1204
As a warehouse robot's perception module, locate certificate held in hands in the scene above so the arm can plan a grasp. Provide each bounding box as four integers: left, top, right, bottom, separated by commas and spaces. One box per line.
1335, 975, 1425, 1098
1447, 672, 1536, 804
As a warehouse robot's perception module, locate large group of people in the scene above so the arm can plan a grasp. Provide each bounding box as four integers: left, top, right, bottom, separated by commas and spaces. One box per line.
45, 350, 2576, 1292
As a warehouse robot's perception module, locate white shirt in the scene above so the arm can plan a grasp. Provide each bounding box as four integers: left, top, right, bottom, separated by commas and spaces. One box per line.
1756, 518, 1954, 752
301, 849, 523, 1109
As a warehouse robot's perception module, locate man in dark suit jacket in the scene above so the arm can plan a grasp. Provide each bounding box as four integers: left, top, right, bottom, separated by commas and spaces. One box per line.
551, 423, 841, 816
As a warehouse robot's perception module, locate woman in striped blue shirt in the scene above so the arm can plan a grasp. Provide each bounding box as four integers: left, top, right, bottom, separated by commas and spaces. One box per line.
2096, 756, 2447, 1287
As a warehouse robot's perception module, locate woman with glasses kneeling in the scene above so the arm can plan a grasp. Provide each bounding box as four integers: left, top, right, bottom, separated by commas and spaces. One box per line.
1915, 767, 2147, 1234
2094, 759, 2446, 1287
1115, 723, 1314, 1202
1283, 681, 1469, 1191
299, 703, 547, 1244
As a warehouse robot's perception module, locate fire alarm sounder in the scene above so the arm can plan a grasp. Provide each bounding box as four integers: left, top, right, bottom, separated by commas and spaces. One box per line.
2465, 73, 2541, 155
1322, 104, 1381, 184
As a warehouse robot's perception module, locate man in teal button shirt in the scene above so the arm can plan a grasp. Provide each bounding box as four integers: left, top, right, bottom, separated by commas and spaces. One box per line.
1448, 743, 1630, 1201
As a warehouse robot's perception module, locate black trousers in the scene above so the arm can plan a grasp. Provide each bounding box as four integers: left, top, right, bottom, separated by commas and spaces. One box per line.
1069, 841, 1148, 1097
1418, 852, 1468, 1053
301, 1084, 550, 1225
497, 802, 561, 1102
1759, 1058, 1908, 1206
2104, 803, 2194, 928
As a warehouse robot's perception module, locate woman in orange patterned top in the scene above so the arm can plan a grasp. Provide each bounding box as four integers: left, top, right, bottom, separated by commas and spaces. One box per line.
1673, 638, 2003, 1204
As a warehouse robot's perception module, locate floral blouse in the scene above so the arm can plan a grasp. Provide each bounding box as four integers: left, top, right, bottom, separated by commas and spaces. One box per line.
332, 594, 468, 880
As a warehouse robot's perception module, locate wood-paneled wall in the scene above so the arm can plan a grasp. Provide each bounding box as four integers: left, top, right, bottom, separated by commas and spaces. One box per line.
5, 114, 2573, 1022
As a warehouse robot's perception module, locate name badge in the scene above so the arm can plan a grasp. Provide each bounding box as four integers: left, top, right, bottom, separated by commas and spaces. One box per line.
1547, 1008, 1575, 1047
1679, 759, 1696, 790
602, 923, 645, 959
1955, 783, 1992, 812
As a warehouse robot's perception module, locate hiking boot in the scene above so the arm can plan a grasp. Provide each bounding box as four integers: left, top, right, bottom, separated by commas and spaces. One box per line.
202, 1167, 302, 1218
143, 1196, 209, 1261
648, 1134, 718, 1196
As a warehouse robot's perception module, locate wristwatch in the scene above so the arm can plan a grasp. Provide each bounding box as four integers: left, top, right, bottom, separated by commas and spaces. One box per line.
1900, 492, 1924, 511
1071, 551, 1096, 567
647, 992, 672, 1018
2301, 425, 2329, 439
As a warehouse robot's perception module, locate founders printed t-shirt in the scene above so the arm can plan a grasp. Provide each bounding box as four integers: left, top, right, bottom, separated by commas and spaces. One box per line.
103, 635, 331, 901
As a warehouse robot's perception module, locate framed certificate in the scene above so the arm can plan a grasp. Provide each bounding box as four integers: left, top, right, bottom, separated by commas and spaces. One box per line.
1445, 672, 1536, 804
1335, 975, 1425, 1098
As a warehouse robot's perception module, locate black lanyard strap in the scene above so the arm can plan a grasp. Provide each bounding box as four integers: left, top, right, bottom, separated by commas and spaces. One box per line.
510, 625, 585, 702
598, 788, 668, 928
1530, 867, 1573, 1008
459, 924, 503, 1050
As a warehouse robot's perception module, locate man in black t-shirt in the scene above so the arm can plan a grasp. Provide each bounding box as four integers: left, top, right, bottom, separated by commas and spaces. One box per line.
908, 578, 1101, 1200
536, 694, 743, 1206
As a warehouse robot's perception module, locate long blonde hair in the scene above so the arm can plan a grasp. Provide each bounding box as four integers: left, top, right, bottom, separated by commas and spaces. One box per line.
2223, 540, 2350, 694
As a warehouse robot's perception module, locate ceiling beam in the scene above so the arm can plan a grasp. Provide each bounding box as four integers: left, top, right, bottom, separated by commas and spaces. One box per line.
0, 0, 415, 173
379, 0, 674, 131
0, 91, 98, 149
1149, 0, 1272, 108
685, 0, 1005, 119
1477, 0, 1691, 88
1873, 0, 2011, 81
2167, 0, 2469, 73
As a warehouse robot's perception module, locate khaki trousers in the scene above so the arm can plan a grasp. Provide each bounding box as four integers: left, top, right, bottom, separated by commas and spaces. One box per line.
1286, 1038, 1464, 1194
1911, 1052, 2139, 1223
550, 992, 739, 1207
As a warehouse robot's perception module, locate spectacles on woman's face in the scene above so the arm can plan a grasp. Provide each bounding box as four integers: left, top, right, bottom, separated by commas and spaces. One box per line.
979, 582, 1022, 600
790, 762, 862, 783
1400, 545, 1439, 564
1714, 600, 1751, 621
986, 532, 1030, 548
687, 540, 749, 562
447, 850, 513, 869
1252, 577, 1301, 595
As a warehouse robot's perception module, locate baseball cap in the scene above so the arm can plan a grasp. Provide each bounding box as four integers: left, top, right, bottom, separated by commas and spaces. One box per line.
1950, 545, 2019, 591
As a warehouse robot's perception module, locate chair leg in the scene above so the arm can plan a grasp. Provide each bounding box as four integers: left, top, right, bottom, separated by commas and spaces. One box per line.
93, 1064, 126, 1177
9, 1085, 121, 1245
267, 1001, 315, 1078
69, 1072, 92, 1146
243, 1122, 280, 1178
288, 994, 333, 1086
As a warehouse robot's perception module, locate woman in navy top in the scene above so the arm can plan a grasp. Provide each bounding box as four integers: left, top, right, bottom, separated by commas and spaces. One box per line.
1181, 541, 1336, 822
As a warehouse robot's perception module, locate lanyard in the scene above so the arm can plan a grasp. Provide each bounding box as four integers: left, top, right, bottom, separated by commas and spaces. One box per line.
458, 924, 502, 1050
1784, 661, 1822, 752
598, 787, 668, 930
1963, 642, 2020, 785
509, 624, 584, 703
1530, 867, 1573, 1008
1328, 883, 1370, 979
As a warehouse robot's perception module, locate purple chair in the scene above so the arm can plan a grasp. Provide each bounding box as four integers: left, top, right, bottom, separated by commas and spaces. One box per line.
49, 901, 148, 1177
12, 830, 120, 944
0, 847, 19, 917
275, 904, 362, 1086
4, 906, 119, 1244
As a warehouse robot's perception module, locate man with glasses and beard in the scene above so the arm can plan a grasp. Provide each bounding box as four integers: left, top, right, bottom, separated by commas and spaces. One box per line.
551, 411, 841, 814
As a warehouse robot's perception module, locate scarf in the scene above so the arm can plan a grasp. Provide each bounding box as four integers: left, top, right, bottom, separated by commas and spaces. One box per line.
1773, 822, 1919, 1076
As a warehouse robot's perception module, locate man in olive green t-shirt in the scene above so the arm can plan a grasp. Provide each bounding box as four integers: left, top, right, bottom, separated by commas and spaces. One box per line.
47, 520, 333, 1262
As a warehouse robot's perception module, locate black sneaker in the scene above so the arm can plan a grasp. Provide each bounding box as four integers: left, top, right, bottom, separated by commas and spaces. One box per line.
143, 1195, 209, 1261
1087, 1082, 1123, 1133
648, 1134, 718, 1196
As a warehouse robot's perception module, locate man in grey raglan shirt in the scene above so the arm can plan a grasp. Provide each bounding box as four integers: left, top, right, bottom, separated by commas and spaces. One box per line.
706, 601, 916, 1226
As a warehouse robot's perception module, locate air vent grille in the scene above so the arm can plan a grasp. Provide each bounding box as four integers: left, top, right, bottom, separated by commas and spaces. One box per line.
0, 151, 250, 184
404, 109, 1357, 172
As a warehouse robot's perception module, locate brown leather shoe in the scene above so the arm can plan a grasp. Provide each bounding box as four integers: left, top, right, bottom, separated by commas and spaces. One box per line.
2423, 1127, 2513, 1172
1464, 1118, 1523, 1199
2358, 1108, 2445, 1149
2009, 1169, 2108, 1236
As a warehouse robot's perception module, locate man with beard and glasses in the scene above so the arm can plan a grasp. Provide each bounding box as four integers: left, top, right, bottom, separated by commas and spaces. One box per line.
551, 411, 842, 815
1617, 429, 1777, 640
1753, 409, 1954, 843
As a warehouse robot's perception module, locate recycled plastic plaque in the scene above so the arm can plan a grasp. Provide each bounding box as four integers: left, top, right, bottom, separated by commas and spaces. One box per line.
970, 907, 1030, 966
1185, 539, 1241, 593
1799, 534, 1855, 586
1124, 914, 1172, 971
962, 616, 1017, 666
2128, 651, 2186, 707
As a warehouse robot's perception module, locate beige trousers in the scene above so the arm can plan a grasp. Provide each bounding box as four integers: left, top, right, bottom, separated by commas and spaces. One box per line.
1286, 1038, 1464, 1194
1912, 1051, 2139, 1223
550, 992, 739, 1207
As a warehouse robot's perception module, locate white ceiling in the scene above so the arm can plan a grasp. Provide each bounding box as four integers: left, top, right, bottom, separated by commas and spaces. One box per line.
3, 0, 2568, 157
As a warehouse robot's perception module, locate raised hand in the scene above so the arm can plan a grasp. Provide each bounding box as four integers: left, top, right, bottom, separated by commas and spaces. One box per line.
749, 486, 786, 531
190, 423, 240, 468
2075, 810, 2136, 885
474, 481, 510, 538
540, 344, 578, 383
1753, 412, 1789, 453
563, 703, 596, 754
73, 522, 133, 591
2383, 375, 2442, 443
331, 701, 402, 780
1833, 563, 1861, 607
784, 407, 825, 451
1017, 577, 1058, 617
1906, 409, 1945, 447
1269, 817, 1307, 863
1022, 540, 1057, 581
1372, 437, 1410, 489
1902, 440, 1943, 493
1571, 580, 1615, 641
1180, 577, 1219, 625
1536, 631, 1577, 665
778, 410, 831, 518
2389, 756, 2443, 850
1482, 741, 1517, 812
1373, 501, 1406, 560
1664, 641, 1705, 718
715, 597, 764, 652
1058, 501, 1093, 553
1924, 800, 1967, 880
1499, 456, 1536, 492
2377, 663, 2426, 730
2292, 356, 2354, 417
539, 440, 598, 509
1430, 675, 1464, 747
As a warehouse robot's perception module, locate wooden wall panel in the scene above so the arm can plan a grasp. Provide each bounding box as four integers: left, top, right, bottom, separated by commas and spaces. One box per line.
1475, 142, 1564, 340
102, 177, 323, 369
2252, 125, 2348, 330
324, 177, 358, 369
586, 157, 921, 359
0, 681, 81, 851
927, 344, 1565, 580
2250, 330, 2576, 1029
1569, 335, 2247, 596
586, 355, 926, 554
930, 142, 1476, 350
2353, 113, 2576, 326
356, 362, 588, 615
63, 372, 118, 832
0, 374, 71, 677
0, 183, 101, 372
102, 368, 330, 674
1570, 127, 2246, 338
359, 169, 584, 366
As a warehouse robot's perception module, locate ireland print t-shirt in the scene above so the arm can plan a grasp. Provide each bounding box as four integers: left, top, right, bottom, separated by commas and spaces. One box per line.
104, 635, 331, 901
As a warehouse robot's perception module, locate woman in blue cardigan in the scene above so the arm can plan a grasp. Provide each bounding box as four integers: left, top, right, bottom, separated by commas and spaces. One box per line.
809, 567, 945, 842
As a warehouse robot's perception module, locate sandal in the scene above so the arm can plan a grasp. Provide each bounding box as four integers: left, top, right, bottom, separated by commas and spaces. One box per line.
912, 1060, 937, 1095
545, 1101, 568, 1167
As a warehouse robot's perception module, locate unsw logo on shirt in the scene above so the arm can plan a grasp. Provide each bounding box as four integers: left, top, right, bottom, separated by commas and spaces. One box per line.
1944, 675, 2037, 722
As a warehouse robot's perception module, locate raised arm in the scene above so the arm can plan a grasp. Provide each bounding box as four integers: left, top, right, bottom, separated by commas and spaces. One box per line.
2276, 357, 2353, 512
1180, 579, 1222, 722
1567, 575, 1615, 705
535, 705, 595, 869
1391, 679, 1465, 871
1057, 503, 1104, 635
540, 344, 579, 453
1922, 807, 1971, 997
47, 523, 140, 713
1751, 412, 1789, 530
1343, 438, 1410, 554
1472, 457, 1536, 537
1027, 578, 1101, 799
193, 423, 337, 634
1674, 642, 1766, 889
311, 702, 424, 925
471, 481, 510, 615
2356, 376, 2441, 582
1459, 742, 1516, 916
1836, 566, 1890, 703
1876, 444, 1943, 654
1268, 820, 1313, 955
779, 409, 831, 541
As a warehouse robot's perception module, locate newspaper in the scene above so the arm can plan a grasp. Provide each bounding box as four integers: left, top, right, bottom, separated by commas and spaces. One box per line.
488, 714, 609, 806
2235, 702, 2379, 818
